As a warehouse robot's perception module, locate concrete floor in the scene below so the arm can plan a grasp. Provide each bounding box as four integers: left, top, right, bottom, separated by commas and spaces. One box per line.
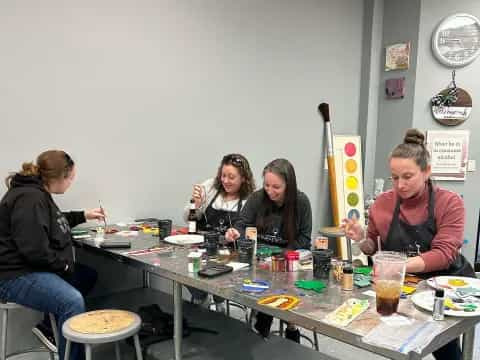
5, 288, 480, 360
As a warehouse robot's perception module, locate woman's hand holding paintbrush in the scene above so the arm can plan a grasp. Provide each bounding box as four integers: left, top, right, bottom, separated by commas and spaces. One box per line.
85, 204, 107, 231
84, 208, 106, 221
341, 216, 365, 242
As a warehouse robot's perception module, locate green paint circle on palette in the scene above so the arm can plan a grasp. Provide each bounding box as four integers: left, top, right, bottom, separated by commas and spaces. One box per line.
346, 176, 358, 190
347, 193, 359, 206
345, 142, 356, 157
345, 159, 357, 173
348, 209, 361, 220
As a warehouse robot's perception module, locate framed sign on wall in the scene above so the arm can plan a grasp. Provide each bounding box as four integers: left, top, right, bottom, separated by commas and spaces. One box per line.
426, 130, 470, 181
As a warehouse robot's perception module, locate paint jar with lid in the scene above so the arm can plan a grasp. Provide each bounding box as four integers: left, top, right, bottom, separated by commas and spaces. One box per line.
342, 265, 354, 291
312, 249, 333, 281
187, 252, 202, 273
237, 239, 254, 265
314, 236, 329, 250
271, 254, 286, 272
285, 251, 300, 272
204, 231, 219, 257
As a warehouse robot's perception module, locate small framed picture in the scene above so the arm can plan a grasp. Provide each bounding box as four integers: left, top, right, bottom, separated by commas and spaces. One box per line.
385, 42, 410, 71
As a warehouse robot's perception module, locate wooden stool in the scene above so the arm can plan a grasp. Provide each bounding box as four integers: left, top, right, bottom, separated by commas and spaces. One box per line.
62, 309, 143, 360
0, 301, 58, 360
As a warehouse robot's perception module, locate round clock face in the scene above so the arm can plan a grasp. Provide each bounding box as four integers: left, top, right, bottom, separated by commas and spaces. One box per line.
432, 13, 480, 67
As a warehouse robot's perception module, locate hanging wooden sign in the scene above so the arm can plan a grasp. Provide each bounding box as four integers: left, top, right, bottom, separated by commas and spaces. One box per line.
431, 70, 472, 126
431, 88, 472, 126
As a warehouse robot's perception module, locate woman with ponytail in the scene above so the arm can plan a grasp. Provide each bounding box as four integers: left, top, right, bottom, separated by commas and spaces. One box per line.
344, 129, 474, 360
0, 150, 104, 360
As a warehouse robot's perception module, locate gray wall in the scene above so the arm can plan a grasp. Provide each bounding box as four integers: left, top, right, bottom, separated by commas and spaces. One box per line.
373, 0, 421, 183
0, 0, 365, 237
413, 0, 480, 261
358, 0, 383, 195
372, 0, 480, 262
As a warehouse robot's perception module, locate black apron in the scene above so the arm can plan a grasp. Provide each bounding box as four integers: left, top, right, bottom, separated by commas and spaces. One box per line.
384, 182, 474, 278
197, 191, 242, 234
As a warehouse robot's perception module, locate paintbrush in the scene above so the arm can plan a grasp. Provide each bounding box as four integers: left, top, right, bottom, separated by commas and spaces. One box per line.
98, 200, 107, 231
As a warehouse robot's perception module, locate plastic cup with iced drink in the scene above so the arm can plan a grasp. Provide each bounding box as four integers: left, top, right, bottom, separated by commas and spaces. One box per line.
373, 252, 406, 316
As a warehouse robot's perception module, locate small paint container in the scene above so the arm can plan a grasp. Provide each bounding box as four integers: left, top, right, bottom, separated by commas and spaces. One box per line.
314, 236, 329, 250
204, 232, 219, 257
158, 219, 172, 240
188, 252, 202, 273
238, 239, 254, 264
285, 251, 300, 272
342, 265, 354, 291
271, 255, 286, 272
312, 249, 333, 280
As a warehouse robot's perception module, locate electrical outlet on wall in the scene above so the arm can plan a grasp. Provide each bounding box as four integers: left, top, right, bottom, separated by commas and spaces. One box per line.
467, 159, 476, 172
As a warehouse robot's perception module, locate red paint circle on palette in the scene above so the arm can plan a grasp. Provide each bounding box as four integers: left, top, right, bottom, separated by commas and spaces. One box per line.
344, 143, 356, 157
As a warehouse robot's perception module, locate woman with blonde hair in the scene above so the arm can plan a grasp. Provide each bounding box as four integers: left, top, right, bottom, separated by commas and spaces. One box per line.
0, 150, 105, 360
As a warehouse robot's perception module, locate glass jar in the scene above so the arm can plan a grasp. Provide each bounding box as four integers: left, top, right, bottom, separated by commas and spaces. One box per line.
285, 251, 300, 272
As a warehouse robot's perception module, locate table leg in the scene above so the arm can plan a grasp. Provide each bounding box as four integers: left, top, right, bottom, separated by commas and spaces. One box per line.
173, 280, 183, 360
142, 270, 150, 288
462, 327, 475, 360
346, 237, 353, 262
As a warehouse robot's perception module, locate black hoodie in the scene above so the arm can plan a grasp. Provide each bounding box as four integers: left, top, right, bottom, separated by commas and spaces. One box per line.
0, 174, 86, 280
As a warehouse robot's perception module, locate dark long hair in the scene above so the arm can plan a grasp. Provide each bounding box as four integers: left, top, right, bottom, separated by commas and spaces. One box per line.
5, 150, 75, 189
258, 158, 298, 246
213, 153, 255, 199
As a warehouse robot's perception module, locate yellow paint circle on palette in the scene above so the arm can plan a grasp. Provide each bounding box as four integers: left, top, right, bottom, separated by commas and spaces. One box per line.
346, 176, 358, 190
345, 159, 357, 173
347, 193, 359, 206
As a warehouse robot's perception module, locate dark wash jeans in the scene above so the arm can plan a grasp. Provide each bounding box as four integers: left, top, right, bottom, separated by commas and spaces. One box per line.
0, 264, 97, 360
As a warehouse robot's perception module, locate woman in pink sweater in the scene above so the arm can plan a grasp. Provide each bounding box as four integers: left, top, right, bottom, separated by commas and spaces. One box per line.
344, 128, 474, 360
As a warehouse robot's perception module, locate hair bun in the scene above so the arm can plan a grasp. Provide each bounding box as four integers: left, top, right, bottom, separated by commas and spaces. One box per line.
404, 128, 425, 146
21, 162, 39, 176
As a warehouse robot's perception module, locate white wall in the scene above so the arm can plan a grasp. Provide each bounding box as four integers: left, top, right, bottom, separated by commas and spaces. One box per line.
0, 0, 365, 235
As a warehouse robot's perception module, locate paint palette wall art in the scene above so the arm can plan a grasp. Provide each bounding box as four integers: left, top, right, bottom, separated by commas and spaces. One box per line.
333, 135, 368, 265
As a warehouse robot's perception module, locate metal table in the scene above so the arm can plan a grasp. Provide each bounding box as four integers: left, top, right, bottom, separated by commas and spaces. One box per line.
75, 231, 479, 360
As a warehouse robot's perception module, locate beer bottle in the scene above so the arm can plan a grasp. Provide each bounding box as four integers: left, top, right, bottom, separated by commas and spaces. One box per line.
188, 198, 197, 234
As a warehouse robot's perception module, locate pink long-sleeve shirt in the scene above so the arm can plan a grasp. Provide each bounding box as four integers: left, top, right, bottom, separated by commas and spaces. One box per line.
360, 184, 465, 273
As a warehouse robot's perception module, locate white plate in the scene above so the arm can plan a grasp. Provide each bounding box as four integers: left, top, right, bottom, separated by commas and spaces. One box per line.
411, 291, 480, 317
163, 234, 204, 245
426, 276, 480, 291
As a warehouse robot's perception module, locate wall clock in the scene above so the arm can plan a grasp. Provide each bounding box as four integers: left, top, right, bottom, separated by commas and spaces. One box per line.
432, 13, 480, 67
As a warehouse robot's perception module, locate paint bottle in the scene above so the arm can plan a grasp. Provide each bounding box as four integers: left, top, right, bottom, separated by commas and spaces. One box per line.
286, 251, 299, 272
271, 255, 286, 272
433, 288, 445, 321
342, 265, 353, 291
188, 198, 197, 234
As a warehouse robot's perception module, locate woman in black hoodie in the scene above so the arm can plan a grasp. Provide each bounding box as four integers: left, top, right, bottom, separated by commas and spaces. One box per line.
0, 150, 104, 360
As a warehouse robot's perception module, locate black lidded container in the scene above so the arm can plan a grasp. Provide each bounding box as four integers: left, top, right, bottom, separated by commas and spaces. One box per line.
312, 249, 333, 280
237, 238, 254, 264
204, 231, 219, 257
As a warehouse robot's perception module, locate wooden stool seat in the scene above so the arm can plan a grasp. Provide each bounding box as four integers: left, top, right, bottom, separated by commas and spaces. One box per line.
62, 309, 143, 360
